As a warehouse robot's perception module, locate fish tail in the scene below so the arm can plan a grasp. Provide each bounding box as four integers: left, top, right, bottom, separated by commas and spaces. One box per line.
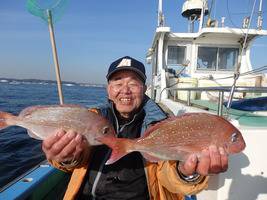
0, 111, 16, 130
98, 136, 135, 165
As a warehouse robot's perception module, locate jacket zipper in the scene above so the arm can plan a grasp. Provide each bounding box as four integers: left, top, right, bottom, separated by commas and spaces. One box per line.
91, 104, 141, 198
91, 104, 120, 198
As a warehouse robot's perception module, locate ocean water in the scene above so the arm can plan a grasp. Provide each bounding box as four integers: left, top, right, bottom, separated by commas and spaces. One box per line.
0, 81, 107, 189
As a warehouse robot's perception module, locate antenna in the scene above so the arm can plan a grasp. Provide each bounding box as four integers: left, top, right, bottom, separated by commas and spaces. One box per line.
226, 0, 257, 112
158, 0, 164, 26
257, 0, 263, 30
182, 0, 209, 32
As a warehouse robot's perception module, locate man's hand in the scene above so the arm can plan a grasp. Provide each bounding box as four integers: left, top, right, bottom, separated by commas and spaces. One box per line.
42, 129, 88, 163
178, 145, 228, 176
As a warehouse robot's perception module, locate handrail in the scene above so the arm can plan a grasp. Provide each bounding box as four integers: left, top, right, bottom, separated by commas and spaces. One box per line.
167, 86, 267, 92
166, 86, 267, 116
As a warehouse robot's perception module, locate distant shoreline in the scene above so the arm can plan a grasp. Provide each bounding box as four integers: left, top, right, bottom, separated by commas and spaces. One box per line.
0, 77, 106, 88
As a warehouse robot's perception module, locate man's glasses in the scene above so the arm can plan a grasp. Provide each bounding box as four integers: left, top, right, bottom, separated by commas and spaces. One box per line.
110, 82, 144, 92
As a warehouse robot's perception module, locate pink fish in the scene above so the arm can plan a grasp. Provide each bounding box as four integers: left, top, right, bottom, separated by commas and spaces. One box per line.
97, 113, 246, 164
0, 104, 115, 145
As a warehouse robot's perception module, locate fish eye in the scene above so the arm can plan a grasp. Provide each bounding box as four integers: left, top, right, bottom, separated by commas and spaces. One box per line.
102, 126, 110, 134
231, 132, 238, 143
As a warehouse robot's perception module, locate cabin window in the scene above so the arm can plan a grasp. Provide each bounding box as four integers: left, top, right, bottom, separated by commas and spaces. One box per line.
167, 46, 186, 65
197, 47, 217, 70
197, 47, 239, 71
218, 48, 239, 70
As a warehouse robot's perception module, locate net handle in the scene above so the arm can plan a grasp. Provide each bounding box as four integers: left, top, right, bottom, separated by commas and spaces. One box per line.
47, 10, 64, 105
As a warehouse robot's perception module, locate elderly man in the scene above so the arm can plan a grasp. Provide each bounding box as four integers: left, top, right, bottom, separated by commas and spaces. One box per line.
42, 56, 228, 200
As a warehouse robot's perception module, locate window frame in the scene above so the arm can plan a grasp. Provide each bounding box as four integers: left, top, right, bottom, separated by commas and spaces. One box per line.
196, 46, 239, 72
167, 45, 187, 66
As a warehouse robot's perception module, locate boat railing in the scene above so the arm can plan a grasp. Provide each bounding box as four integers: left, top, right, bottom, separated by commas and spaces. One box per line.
166, 86, 267, 116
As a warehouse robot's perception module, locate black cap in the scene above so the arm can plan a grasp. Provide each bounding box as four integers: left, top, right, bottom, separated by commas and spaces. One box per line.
106, 56, 146, 83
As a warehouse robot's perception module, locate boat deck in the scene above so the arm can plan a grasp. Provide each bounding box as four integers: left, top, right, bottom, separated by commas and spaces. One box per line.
190, 99, 267, 127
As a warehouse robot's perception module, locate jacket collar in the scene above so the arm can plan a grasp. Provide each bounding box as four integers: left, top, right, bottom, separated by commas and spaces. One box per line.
142, 95, 167, 125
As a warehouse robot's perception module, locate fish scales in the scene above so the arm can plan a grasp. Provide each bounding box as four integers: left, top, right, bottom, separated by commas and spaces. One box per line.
23, 108, 87, 130
18, 107, 90, 135
0, 104, 115, 146
135, 113, 244, 160
138, 115, 217, 147
97, 113, 246, 164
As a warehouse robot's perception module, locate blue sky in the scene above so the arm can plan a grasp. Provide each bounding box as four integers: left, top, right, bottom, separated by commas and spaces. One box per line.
0, 0, 267, 84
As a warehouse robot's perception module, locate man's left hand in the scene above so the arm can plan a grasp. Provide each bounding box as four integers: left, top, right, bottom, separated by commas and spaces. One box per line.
178, 145, 228, 176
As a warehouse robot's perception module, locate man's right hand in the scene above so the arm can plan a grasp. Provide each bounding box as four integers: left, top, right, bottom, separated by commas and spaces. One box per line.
42, 129, 87, 163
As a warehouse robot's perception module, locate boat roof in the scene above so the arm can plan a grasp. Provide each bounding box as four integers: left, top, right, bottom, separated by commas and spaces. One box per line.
171, 27, 267, 39
148, 26, 267, 51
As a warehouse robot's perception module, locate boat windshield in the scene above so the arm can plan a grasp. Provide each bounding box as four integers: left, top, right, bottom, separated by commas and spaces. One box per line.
197, 46, 239, 71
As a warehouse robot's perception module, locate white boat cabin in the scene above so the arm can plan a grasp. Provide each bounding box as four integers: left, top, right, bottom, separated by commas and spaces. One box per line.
147, 0, 267, 101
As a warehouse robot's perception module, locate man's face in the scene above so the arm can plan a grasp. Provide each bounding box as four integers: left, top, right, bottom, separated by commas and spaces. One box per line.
107, 70, 147, 119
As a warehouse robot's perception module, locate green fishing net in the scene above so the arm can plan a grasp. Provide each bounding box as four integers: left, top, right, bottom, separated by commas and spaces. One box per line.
26, 0, 69, 24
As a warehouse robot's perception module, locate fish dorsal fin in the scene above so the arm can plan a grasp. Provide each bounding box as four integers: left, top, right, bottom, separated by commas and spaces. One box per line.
19, 106, 44, 117
19, 104, 85, 117
27, 130, 43, 140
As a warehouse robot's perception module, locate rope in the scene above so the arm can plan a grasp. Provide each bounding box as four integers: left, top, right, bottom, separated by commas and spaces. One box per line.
226, 0, 258, 113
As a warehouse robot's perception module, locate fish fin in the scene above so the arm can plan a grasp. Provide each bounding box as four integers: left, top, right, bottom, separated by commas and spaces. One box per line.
27, 130, 43, 140
142, 146, 193, 162
141, 152, 161, 163
19, 106, 39, 117
171, 147, 200, 162
0, 111, 16, 130
97, 136, 135, 165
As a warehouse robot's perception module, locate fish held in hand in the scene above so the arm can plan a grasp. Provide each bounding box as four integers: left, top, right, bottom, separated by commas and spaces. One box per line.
0, 104, 115, 145
97, 113, 246, 164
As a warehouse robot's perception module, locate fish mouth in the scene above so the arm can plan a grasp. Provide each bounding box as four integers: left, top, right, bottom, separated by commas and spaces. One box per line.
239, 140, 246, 151
224, 140, 246, 154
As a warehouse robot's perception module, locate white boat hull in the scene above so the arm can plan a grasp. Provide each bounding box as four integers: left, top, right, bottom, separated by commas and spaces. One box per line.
198, 128, 267, 200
